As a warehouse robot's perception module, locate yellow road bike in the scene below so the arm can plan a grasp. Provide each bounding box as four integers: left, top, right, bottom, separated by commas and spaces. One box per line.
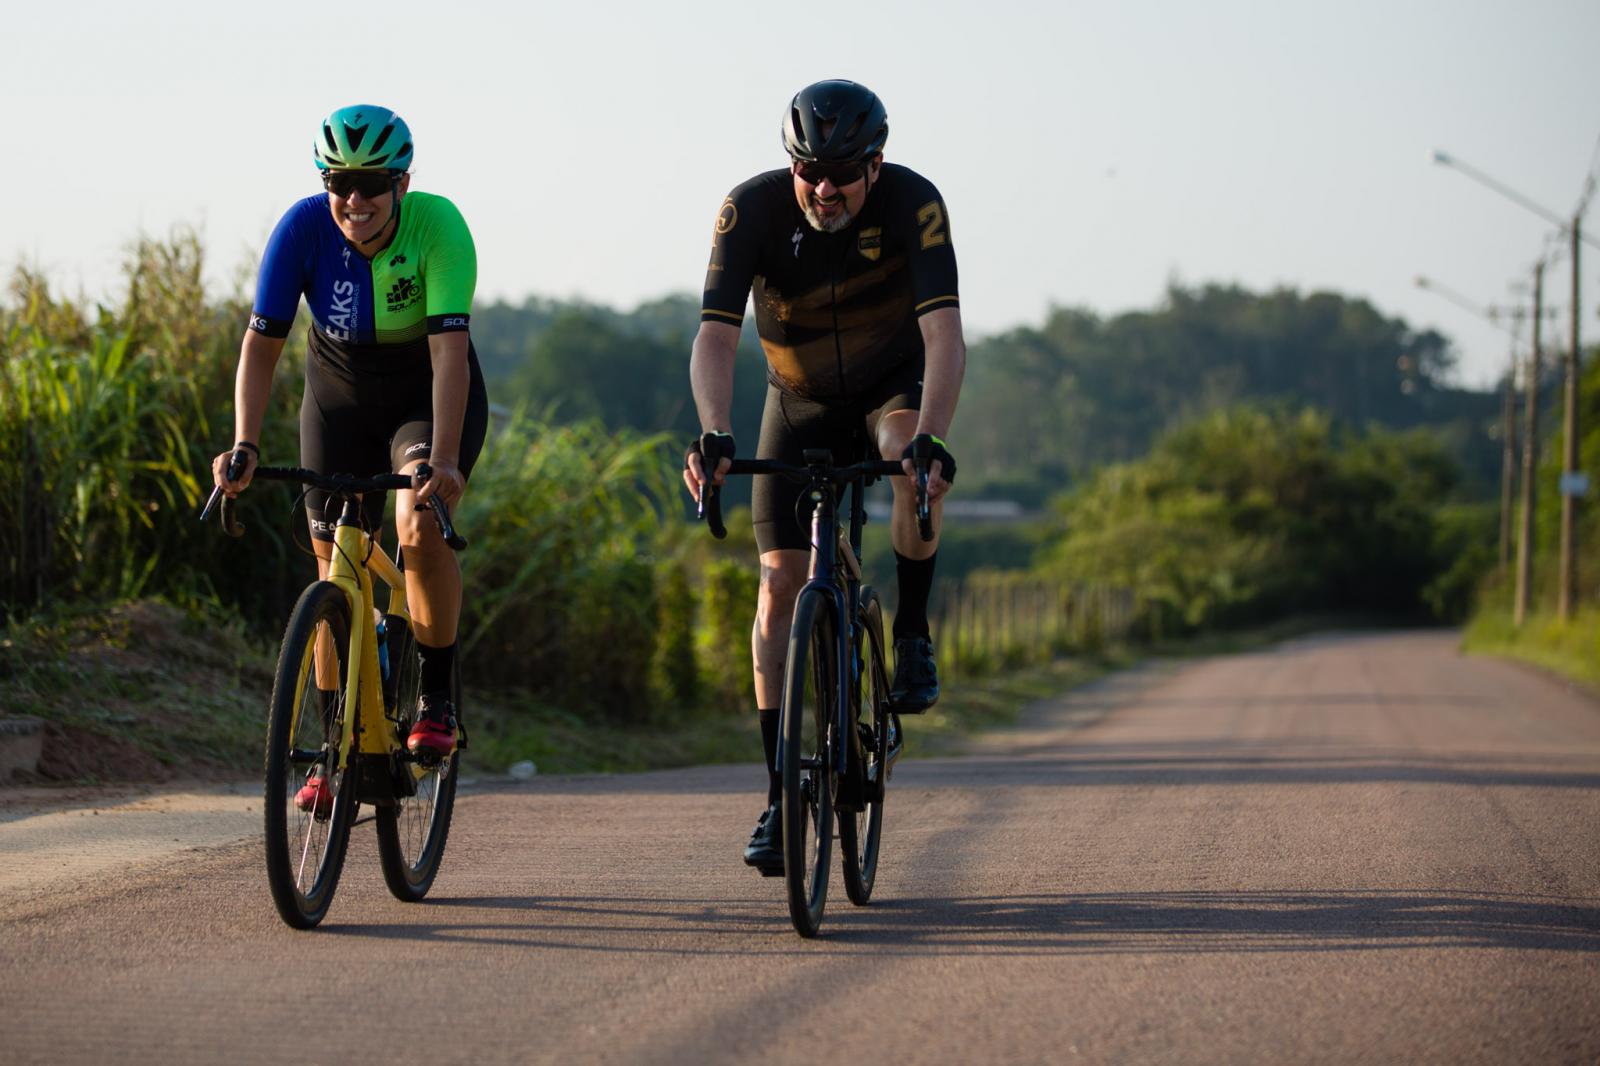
204, 463, 467, 929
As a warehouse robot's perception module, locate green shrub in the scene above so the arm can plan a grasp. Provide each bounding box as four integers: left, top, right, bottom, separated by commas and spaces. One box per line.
698, 557, 758, 712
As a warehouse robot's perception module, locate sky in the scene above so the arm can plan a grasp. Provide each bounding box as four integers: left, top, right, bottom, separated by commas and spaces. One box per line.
5, 0, 1598, 388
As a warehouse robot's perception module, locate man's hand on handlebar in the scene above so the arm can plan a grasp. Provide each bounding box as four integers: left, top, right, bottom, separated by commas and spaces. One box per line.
900, 434, 957, 501
684, 431, 736, 501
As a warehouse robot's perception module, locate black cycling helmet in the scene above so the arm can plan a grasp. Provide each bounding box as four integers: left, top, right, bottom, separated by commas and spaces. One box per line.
782, 80, 889, 164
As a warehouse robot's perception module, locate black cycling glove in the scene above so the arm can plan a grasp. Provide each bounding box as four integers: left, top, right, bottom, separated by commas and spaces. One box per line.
902, 434, 956, 484
686, 431, 737, 474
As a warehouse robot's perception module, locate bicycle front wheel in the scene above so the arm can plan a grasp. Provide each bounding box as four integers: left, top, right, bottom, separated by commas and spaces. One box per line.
375, 615, 459, 901
264, 581, 361, 930
783, 588, 837, 938
841, 586, 889, 906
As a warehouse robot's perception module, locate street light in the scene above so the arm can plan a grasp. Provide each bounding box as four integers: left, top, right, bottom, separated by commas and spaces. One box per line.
1432, 151, 1600, 249
1434, 148, 1594, 621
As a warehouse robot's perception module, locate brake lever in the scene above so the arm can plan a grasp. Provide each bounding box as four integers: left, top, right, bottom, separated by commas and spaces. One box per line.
201, 451, 249, 537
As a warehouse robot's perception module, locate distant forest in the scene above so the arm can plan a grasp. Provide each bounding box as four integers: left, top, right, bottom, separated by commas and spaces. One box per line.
471, 283, 1508, 505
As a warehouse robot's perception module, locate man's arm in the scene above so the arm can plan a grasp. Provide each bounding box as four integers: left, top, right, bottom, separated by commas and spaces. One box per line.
900, 306, 965, 496
914, 306, 965, 440
690, 320, 741, 434
685, 320, 742, 493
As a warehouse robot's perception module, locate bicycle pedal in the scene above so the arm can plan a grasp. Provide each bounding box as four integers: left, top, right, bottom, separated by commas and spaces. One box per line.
755, 864, 784, 878
409, 749, 446, 769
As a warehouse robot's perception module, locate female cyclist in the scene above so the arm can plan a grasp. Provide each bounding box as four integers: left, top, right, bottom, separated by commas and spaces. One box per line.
211, 104, 488, 788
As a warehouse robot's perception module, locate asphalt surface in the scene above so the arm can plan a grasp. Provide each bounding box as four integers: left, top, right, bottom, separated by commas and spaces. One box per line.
3, 631, 1597, 1064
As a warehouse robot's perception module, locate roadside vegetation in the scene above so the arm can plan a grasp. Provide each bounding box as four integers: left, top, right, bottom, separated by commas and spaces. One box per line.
1, 232, 1539, 784
1461, 354, 1600, 689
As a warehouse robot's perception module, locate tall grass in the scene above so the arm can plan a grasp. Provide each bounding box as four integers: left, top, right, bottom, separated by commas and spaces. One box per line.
0, 234, 308, 627
456, 415, 683, 718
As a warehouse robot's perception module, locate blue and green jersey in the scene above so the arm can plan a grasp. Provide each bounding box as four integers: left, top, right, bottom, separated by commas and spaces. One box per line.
249, 190, 476, 357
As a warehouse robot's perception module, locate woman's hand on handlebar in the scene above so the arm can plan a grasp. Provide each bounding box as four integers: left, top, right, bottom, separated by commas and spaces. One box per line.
211, 444, 259, 497
414, 459, 466, 509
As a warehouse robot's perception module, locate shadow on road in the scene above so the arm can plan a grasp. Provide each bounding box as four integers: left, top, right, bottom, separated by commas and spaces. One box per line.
911, 749, 1600, 791
830, 889, 1600, 954
472, 746, 1600, 798
319, 888, 1600, 956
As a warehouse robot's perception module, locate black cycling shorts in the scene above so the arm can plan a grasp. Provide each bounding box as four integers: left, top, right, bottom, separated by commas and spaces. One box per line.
752, 357, 923, 554
299, 341, 489, 541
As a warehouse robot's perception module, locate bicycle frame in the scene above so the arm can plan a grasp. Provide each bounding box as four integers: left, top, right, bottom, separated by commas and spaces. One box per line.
776, 462, 872, 782
288, 498, 410, 767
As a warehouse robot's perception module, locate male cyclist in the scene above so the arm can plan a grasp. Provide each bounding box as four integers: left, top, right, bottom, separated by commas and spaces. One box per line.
211, 105, 489, 807
682, 79, 965, 872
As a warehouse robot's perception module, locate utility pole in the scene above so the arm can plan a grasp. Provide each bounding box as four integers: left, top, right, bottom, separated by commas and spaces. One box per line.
1500, 327, 1519, 571
1515, 262, 1544, 627
1558, 216, 1582, 619
1433, 149, 1596, 619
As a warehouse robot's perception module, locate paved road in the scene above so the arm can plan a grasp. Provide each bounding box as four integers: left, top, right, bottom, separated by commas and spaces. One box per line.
4, 632, 1598, 1064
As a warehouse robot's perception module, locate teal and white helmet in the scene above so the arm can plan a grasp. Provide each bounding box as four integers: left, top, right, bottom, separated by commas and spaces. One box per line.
314, 105, 414, 171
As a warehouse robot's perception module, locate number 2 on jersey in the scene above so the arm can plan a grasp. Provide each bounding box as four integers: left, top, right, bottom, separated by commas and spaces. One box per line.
916, 200, 948, 250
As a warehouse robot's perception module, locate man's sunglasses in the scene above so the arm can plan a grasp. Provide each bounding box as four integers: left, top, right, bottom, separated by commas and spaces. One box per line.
321, 170, 399, 199
792, 160, 869, 187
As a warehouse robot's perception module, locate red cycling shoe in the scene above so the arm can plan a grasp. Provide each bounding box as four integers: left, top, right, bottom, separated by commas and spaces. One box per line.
406, 696, 458, 759
294, 773, 333, 818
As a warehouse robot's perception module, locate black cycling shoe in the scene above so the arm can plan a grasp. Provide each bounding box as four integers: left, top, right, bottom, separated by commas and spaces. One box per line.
742, 803, 784, 875
890, 637, 940, 712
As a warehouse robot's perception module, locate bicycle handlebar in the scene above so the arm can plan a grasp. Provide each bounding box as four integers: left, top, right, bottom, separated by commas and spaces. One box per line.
200, 460, 467, 550
696, 457, 908, 541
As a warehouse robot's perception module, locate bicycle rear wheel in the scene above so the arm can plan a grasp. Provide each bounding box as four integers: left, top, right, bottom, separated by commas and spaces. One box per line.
782, 588, 837, 938
264, 581, 361, 930
375, 615, 459, 901
841, 587, 889, 905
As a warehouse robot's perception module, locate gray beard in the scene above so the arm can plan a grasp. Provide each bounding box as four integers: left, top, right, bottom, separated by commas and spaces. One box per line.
802, 197, 854, 233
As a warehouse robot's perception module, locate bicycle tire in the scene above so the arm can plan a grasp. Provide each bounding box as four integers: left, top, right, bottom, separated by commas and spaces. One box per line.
375, 615, 459, 901
782, 587, 837, 938
841, 586, 889, 905
264, 581, 361, 929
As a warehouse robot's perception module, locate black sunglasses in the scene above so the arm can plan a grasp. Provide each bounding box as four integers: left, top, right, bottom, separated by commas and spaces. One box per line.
792, 160, 869, 187
321, 170, 399, 199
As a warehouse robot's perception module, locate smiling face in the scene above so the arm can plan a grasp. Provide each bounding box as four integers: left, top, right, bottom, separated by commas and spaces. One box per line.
325, 171, 411, 248
793, 156, 880, 233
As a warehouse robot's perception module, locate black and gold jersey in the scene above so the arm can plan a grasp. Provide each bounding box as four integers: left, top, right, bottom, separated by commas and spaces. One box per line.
701, 164, 959, 400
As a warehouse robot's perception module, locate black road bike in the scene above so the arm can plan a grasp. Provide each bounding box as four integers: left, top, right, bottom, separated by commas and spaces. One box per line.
701, 448, 931, 936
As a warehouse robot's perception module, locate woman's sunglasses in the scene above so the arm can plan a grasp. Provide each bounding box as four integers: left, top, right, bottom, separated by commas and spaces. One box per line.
322, 170, 399, 199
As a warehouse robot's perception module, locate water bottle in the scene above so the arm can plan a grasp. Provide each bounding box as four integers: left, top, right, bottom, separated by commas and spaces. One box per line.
376, 617, 390, 682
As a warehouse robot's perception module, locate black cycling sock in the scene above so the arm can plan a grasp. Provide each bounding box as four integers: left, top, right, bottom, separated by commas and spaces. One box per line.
417, 641, 457, 701
893, 551, 937, 640
759, 707, 781, 805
